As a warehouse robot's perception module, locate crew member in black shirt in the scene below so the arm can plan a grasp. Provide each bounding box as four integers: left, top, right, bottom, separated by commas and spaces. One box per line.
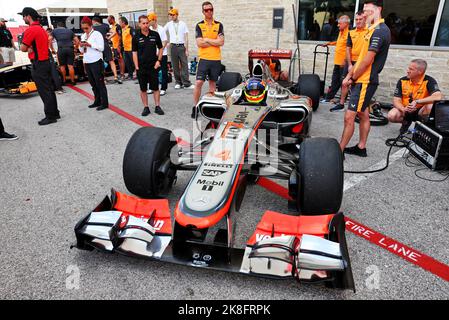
0, 18, 17, 66
132, 15, 164, 116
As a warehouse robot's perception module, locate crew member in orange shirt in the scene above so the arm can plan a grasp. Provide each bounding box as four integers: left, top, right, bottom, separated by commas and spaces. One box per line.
322, 15, 350, 104
331, 11, 367, 112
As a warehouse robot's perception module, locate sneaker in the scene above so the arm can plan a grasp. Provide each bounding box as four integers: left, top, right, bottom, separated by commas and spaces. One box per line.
155, 106, 165, 115
174, 84, 182, 89
320, 98, 331, 103
330, 103, 345, 112
147, 89, 153, 94
0, 132, 18, 141
160, 90, 166, 96
96, 105, 108, 111
142, 107, 151, 117
400, 121, 412, 135
184, 84, 195, 89
115, 78, 122, 84
344, 145, 367, 157
38, 118, 57, 126
191, 106, 198, 119
88, 104, 99, 109
57, 89, 65, 95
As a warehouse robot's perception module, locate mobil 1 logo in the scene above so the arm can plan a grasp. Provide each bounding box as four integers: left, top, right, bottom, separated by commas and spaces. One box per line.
197, 179, 224, 192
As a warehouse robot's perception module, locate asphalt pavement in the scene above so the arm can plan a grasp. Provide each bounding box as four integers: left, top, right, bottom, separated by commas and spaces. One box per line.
0, 76, 448, 300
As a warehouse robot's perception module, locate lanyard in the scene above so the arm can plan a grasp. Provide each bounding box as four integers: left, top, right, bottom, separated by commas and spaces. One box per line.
173, 22, 179, 42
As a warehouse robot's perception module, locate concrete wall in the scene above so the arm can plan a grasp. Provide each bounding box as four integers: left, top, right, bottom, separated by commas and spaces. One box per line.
108, 0, 449, 103
107, 0, 172, 25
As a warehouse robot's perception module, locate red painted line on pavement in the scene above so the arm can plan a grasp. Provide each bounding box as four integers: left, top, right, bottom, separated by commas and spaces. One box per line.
70, 84, 449, 282
256, 178, 449, 283
68, 85, 190, 146
68, 85, 153, 128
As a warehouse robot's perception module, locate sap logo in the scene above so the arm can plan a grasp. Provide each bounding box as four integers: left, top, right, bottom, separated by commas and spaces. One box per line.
201, 169, 227, 177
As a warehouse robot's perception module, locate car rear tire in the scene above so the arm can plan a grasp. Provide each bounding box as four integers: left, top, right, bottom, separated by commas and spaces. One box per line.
217, 72, 243, 92
298, 74, 321, 111
297, 137, 343, 215
123, 127, 177, 198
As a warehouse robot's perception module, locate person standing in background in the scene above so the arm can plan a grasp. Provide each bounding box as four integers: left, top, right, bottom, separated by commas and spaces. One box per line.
52, 21, 78, 85
93, 16, 122, 84
132, 15, 164, 117
0, 18, 17, 66
164, 8, 194, 90
148, 12, 169, 96
192, 1, 225, 119
340, 0, 391, 157
119, 17, 135, 80
107, 15, 125, 80
20, 7, 60, 126
331, 11, 367, 112
79, 17, 109, 111
322, 15, 350, 106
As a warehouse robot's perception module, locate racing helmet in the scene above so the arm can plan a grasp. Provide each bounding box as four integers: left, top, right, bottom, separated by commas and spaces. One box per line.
244, 78, 267, 104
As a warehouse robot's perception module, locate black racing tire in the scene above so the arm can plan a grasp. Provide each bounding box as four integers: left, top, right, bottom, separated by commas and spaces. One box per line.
298, 137, 343, 215
123, 127, 177, 198
298, 74, 321, 111
217, 72, 243, 92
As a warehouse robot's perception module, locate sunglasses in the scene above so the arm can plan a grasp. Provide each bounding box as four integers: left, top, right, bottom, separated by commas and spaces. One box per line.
203, 8, 214, 13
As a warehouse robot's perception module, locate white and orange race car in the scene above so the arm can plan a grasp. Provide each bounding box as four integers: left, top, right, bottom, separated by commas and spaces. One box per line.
73, 50, 355, 291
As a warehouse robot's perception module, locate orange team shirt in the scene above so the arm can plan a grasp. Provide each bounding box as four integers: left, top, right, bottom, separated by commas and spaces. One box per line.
122, 26, 134, 52
394, 75, 440, 108
333, 27, 349, 66
110, 23, 122, 49
353, 19, 391, 84
347, 27, 367, 62
195, 20, 224, 61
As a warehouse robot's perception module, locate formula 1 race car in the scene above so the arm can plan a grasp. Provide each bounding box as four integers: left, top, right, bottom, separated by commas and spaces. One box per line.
74, 50, 355, 291
0, 63, 38, 96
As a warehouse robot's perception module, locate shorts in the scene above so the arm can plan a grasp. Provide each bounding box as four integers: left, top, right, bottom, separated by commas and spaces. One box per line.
196, 59, 222, 82
348, 83, 378, 113
57, 47, 75, 66
103, 44, 113, 62
0, 47, 16, 63
137, 66, 159, 92
404, 110, 420, 122
112, 48, 122, 60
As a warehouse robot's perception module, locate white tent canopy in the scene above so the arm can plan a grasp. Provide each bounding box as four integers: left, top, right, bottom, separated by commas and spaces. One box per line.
36, 0, 107, 14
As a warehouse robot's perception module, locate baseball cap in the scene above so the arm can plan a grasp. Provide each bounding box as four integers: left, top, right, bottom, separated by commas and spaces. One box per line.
364, 0, 383, 6
19, 7, 41, 19
168, 8, 179, 16
148, 12, 158, 21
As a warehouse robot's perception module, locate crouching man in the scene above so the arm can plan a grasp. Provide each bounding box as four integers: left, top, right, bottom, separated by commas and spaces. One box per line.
388, 59, 443, 134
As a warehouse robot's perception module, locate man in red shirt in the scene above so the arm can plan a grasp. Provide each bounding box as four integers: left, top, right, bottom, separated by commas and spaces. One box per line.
20, 7, 60, 126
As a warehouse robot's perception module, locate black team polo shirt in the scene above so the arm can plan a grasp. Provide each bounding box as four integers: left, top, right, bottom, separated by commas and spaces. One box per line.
132, 29, 162, 68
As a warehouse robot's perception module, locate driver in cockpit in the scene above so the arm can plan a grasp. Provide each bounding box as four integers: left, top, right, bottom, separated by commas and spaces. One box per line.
235, 78, 268, 106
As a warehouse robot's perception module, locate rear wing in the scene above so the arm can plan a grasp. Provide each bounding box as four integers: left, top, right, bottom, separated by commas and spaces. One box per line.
248, 49, 293, 77
248, 49, 293, 60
